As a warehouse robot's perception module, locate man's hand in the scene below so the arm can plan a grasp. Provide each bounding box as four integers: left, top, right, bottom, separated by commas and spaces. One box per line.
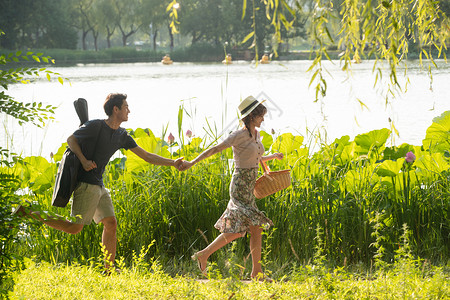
81, 159, 97, 171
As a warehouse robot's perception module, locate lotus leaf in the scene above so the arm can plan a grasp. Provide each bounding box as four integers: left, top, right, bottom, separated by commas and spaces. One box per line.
422, 110, 450, 153
125, 134, 170, 172
272, 133, 304, 155
354, 128, 390, 154
53, 143, 68, 162
32, 166, 56, 192
260, 131, 273, 152
339, 142, 356, 163
383, 143, 414, 160
133, 128, 155, 139
415, 153, 450, 175
376, 159, 405, 177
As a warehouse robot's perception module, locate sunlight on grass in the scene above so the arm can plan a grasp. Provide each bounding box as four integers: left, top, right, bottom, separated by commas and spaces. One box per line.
12, 258, 449, 299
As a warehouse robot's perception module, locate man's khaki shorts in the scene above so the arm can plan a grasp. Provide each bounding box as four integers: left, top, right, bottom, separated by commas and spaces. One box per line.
71, 182, 115, 225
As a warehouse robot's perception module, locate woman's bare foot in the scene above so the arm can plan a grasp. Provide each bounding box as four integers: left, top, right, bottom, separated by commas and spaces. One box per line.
191, 251, 207, 276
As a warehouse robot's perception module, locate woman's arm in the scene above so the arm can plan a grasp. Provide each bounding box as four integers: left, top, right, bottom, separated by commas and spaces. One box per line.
130, 146, 183, 169
181, 141, 230, 171
261, 152, 284, 162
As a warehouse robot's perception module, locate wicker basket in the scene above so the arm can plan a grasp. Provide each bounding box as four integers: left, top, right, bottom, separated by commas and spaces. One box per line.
254, 160, 291, 199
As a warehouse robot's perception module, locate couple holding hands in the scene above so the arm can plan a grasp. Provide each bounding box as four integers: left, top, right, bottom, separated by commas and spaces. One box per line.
14, 93, 283, 281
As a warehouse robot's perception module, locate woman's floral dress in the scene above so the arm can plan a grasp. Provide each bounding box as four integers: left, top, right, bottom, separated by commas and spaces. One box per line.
214, 129, 273, 233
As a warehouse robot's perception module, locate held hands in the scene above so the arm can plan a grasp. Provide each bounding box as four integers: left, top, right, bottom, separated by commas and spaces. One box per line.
177, 160, 195, 171
173, 157, 184, 170
173, 157, 195, 171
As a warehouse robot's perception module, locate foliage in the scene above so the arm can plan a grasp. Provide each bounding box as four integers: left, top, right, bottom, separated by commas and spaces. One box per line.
0, 42, 66, 297
0, 50, 65, 126
304, 0, 449, 101
0, 0, 77, 49
0, 148, 25, 298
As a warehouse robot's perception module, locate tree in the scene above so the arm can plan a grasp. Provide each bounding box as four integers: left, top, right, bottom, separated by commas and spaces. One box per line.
96, 0, 118, 49
73, 0, 95, 50
0, 0, 77, 49
112, 0, 145, 47
178, 0, 272, 50
140, 0, 171, 50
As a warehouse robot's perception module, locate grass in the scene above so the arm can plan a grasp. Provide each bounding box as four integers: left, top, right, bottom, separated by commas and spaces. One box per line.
11, 257, 450, 299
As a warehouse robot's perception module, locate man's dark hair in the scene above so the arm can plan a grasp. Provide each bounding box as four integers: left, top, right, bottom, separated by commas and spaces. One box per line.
104, 93, 127, 116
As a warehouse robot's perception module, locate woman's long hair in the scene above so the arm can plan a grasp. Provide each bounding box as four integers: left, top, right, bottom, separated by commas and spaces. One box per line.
242, 103, 267, 138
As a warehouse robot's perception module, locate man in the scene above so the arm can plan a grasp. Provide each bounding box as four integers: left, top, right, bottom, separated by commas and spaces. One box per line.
14, 93, 183, 272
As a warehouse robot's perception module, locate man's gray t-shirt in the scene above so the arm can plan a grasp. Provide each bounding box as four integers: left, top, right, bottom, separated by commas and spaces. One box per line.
73, 119, 137, 186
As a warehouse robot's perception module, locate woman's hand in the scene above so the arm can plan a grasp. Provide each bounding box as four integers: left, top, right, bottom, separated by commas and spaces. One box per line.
273, 152, 284, 160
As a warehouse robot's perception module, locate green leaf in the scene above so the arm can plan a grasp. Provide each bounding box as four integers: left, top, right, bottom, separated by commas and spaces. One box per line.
354, 128, 391, 153
309, 69, 320, 87
272, 133, 304, 154
376, 159, 404, 177
260, 131, 273, 152
415, 153, 450, 175
177, 105, 183, 139
242, 0, 247, 20
422, 111, 450, 153
241, 31, 255, 44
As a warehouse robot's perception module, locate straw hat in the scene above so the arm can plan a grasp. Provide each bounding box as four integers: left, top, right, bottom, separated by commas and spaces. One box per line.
238, 96, 266, 119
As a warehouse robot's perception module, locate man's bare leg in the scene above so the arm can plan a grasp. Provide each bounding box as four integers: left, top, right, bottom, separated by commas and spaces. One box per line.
15, 205, 84, 234
100, 216, 117, 268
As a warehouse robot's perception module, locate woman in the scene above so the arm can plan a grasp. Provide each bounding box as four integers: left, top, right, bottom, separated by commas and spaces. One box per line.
180, 96, 284, 281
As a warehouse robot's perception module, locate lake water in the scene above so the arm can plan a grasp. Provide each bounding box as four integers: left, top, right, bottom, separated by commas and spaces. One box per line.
2, 59, 449, 158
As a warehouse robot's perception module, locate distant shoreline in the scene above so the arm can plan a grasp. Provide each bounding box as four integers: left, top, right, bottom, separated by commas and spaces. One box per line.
1, 46, 446, 67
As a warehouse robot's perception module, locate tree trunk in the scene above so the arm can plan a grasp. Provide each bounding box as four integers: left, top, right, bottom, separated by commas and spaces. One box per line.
168, 24, 174, 51
106, 26, 115, 48
82, 29, 90, 50
153, 29, 158, 51
93, 30, 99, 51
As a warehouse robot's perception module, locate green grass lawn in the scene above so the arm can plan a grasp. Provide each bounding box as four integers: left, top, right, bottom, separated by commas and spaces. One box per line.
10, 259, 450, 299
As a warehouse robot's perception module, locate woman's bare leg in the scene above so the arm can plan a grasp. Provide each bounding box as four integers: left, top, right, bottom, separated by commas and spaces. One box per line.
249, 225, 264, 279
194, 232, 244, 272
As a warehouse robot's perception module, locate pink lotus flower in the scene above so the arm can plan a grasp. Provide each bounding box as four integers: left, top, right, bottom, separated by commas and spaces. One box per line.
168, 132, 175, 144
405, 151, 416, 163
186, 129, 193, 138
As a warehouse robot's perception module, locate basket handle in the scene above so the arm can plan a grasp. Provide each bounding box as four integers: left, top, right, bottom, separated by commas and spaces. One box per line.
259, 160, 271, 175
